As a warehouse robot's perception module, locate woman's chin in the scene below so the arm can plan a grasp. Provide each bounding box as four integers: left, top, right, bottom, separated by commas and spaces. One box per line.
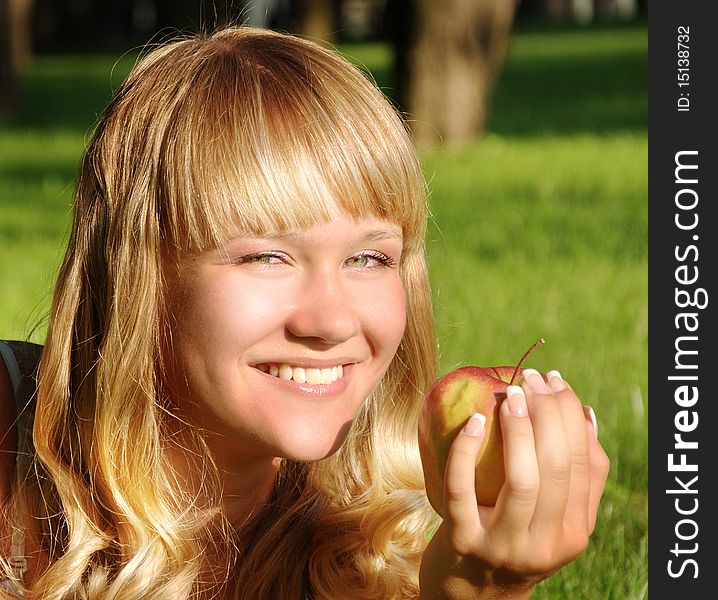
277, 420, 354, 462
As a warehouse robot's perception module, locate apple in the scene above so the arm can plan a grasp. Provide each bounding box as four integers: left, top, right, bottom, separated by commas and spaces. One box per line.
418, 339, 546, 515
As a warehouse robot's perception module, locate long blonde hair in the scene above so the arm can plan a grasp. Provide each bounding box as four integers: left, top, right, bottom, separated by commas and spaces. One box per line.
2, 27, 437, 599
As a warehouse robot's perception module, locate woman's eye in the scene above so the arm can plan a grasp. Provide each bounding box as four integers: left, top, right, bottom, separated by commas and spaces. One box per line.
235, 252, 288, 267
345, 252, 395, 269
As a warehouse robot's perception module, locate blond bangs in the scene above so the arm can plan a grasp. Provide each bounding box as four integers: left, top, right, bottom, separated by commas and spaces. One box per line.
135, 28, 428, 255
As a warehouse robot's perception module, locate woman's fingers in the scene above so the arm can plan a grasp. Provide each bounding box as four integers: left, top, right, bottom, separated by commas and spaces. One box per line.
492, 385, 540, 538
585, 410, 611, 534
520, 370, 572, 542
439, 369, 609, 565
541, 372, 592, 540
522, 371, 609, 557
441, 413, 486, 549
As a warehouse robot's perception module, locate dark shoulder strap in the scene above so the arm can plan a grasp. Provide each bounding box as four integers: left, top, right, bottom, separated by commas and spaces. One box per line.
0, 341, 22, 397
0, 341, 41, 583
0, 340, 42, 457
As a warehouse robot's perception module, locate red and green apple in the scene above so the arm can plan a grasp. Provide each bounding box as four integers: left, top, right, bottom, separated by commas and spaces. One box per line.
418, 339, 547, 515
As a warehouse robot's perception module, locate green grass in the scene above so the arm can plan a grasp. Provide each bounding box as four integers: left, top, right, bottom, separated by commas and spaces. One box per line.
0, 22, 647, 599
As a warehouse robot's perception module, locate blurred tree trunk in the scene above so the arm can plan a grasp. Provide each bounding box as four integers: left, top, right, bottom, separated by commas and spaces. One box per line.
1, 0, 33, 114
543, 0, 569, 19
392, 0, 516, 148
10, 0, 32, 66
295, 0, 337, 45
0, 0, 13, 114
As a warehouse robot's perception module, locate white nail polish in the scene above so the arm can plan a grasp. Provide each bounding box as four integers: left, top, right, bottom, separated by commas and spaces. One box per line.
506, 386, 528, 417
546, 369, 566, 392
522, 368, 547, 393
462, 413, 486, 436
585, 406, 599, 440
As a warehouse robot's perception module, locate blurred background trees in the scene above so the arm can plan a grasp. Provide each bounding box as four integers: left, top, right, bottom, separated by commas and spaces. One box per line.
0, 0, 646, 142
387, 0, 515, 148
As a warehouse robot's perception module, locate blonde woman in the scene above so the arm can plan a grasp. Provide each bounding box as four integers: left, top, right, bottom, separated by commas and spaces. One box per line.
0, 27, 609, 599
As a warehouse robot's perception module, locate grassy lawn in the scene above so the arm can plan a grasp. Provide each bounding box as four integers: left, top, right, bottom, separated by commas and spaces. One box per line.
0, 21, 647, 599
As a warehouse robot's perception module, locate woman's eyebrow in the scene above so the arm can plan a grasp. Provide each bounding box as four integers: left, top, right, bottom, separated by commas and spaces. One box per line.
356, 228, 403, 242
257, 227, 403, 243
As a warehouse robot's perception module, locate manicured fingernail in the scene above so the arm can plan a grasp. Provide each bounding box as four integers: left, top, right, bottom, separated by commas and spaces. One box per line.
506, 385, 528, 417
522, 368, 548, 393
584, 405, 598, 440
462, 413, 486, 436
546, 369, 566, 392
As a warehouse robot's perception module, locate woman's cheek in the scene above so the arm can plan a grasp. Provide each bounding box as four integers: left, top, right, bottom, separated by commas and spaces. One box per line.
194, 273, 289, 346
365, 276, 407, 356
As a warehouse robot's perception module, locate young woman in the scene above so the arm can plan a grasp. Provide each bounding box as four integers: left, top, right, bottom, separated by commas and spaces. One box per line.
1, 26, 609, 599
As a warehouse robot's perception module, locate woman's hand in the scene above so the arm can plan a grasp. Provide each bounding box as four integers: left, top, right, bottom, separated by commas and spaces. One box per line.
419, 370, 610, 600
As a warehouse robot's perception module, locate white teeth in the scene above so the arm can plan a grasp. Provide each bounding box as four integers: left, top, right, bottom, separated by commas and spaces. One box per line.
263, 363, 344, 385
293, 367, 306, 384
305, 368, 321, 385
321, 368, 333, 385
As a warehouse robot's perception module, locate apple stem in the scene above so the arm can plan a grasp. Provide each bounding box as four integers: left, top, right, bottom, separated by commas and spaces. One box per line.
509, 338, 545, 386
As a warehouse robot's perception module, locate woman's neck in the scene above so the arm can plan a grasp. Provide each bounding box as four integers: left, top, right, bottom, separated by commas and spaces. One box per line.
214, 451, 280, 527
166, 428, 280, 528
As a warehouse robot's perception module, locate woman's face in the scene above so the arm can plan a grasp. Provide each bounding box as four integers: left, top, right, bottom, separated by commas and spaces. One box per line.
164, 213, 406, 464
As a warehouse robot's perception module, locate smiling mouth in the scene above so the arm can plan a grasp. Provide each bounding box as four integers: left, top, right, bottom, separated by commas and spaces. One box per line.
256, 363, 344, 385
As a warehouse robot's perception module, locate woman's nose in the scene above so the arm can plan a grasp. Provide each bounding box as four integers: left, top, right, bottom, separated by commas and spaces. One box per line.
285, 271, 360, 345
